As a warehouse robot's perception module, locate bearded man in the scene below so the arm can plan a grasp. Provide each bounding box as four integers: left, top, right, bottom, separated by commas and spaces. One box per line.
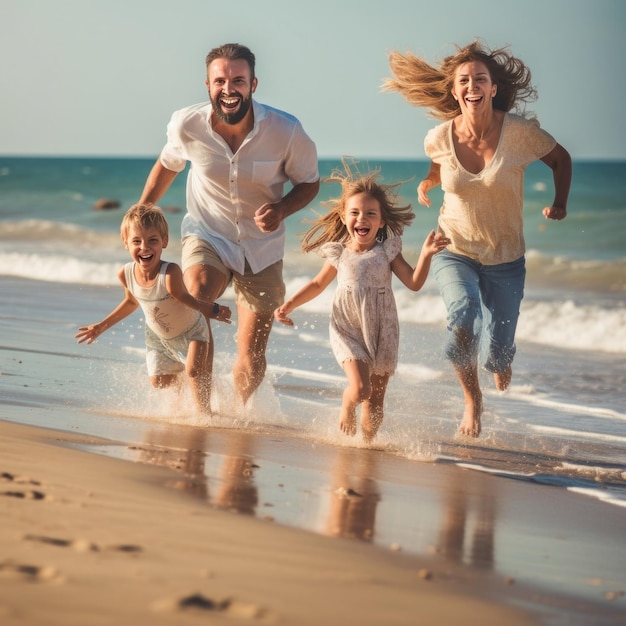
139, 43, 319, 407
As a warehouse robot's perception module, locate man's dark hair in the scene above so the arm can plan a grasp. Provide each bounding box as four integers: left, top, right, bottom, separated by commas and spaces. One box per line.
205, 43, 256, 79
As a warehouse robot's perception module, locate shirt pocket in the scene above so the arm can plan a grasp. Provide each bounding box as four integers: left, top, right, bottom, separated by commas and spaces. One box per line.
253, 160, 285, 186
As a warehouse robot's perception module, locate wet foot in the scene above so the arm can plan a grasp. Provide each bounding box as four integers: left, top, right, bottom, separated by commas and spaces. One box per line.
458, 392, 483, 438
339, 408, 357, 437
360, 408, 382, 443
494, 366, 512, 392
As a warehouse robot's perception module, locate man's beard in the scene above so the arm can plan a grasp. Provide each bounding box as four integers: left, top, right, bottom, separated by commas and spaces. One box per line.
210, 92, 253, 125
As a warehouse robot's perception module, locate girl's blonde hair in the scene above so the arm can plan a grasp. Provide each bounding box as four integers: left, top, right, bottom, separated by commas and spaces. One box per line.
301, 159, 414, 253
120, 203, 169, 242
383, 40, 537, 121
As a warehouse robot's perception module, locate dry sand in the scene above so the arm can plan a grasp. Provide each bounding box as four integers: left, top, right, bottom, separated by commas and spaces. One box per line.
0, 419, 624, 626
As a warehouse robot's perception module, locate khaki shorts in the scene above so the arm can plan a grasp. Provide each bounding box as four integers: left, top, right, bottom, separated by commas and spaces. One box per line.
181, 236, 285, 314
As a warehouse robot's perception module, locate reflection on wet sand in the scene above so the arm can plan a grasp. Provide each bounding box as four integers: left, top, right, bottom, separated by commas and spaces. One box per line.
212, 433, 259, 515
135, 426, 496, 571
137, 427, 209, 500
325, 448, 380, 541
436, 468, 495, 569
138, 427, 258, 515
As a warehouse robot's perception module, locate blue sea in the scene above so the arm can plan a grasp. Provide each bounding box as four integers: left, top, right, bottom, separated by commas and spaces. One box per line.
1, 156, 625, 506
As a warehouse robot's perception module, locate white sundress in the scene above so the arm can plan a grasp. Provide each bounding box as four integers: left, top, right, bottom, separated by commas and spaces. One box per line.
320, 237, 402, 376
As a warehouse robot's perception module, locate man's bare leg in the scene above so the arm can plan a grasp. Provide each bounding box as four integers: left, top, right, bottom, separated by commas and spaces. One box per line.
187, 339, 212, 415
233, 305, 273, 405
184, 264, 229, 407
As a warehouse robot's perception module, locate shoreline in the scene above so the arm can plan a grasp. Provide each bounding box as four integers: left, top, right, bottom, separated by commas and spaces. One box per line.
1, 272, 625, 625
2, 418, 625, 625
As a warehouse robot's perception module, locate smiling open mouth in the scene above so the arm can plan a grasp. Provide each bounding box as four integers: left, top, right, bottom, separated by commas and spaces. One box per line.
220, 96, 241, 112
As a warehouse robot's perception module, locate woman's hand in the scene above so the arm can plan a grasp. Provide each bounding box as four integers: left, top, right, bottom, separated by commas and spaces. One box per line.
417, 161, 441, 207
542, 205, 567, 220
417, 179, 435, 207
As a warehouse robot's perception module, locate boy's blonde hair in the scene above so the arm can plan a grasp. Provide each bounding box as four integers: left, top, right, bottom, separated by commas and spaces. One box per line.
301, 159, 415, 253
120, 203, 169, 241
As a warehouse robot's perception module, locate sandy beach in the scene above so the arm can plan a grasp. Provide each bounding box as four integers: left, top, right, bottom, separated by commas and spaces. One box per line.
1, 417, 625, 626
0, 260, 625, 626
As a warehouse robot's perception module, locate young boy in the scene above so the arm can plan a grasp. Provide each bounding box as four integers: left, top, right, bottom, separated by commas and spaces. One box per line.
76, 203, 231, 414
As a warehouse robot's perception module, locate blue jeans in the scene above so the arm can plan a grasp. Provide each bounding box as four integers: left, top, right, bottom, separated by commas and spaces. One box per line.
431, 250, 526, 373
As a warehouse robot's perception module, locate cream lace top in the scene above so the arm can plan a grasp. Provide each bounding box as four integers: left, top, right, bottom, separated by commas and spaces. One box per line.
424, 113, 556, 265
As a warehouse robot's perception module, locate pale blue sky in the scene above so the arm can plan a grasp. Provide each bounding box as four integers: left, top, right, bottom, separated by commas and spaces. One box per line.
1, 0, 623, 160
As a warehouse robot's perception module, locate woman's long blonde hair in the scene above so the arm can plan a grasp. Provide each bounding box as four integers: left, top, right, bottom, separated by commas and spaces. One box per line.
301, 159, 415, 253
383, 40, 537, 120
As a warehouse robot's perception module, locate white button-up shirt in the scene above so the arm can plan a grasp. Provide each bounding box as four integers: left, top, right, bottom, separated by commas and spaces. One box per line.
159, 100, 319, 274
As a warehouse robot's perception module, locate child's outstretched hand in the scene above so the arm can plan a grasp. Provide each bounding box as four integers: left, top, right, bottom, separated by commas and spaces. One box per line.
423, 230, 450, 256
274, 306, 294, 326
75, 324, 103, 345
213, 303, 232, 324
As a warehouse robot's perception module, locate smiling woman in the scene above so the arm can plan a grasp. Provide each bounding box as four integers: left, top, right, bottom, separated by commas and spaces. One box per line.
384, 40, 572, 439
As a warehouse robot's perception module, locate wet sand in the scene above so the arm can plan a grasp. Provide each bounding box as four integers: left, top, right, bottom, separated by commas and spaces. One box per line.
2, 418, 625, 626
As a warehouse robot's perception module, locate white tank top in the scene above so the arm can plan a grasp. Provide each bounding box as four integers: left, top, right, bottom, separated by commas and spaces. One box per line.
124, 261, 201, 339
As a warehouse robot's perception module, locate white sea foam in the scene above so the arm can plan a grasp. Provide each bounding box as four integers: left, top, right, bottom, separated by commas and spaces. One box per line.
505, 387, 626, 421
1, 251, 120, 286
567, 487, 626, 509
517, 299, 626, 353
2, 208, 625, 356
528, 424, 626, 444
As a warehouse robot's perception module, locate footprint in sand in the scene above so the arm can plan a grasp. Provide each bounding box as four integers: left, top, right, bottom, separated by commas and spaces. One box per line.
0, 561, 62, 583
1, 471, 42, 485
0, 489, 45, 500
1, 472, 46, 500
152, 593, 274, 621
22, 534, 143, 554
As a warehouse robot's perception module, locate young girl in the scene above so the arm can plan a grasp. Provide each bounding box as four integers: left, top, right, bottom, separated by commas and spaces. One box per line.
76, 203, 232, 415
274, 163, 449, 442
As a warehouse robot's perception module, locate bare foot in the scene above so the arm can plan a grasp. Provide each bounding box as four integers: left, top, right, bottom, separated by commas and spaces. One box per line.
234, 369, 254, 406
360, 406, 382, 444
340, 407, 357, 437
494, 366, 512, 392
458, 391, 483, 438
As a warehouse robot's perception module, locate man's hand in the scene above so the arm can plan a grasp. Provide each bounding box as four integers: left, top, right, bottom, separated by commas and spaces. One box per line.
254, 203, 283, 233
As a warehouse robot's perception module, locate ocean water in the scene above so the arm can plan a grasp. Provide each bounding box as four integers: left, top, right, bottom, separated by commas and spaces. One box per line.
1, 156, 625, 513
